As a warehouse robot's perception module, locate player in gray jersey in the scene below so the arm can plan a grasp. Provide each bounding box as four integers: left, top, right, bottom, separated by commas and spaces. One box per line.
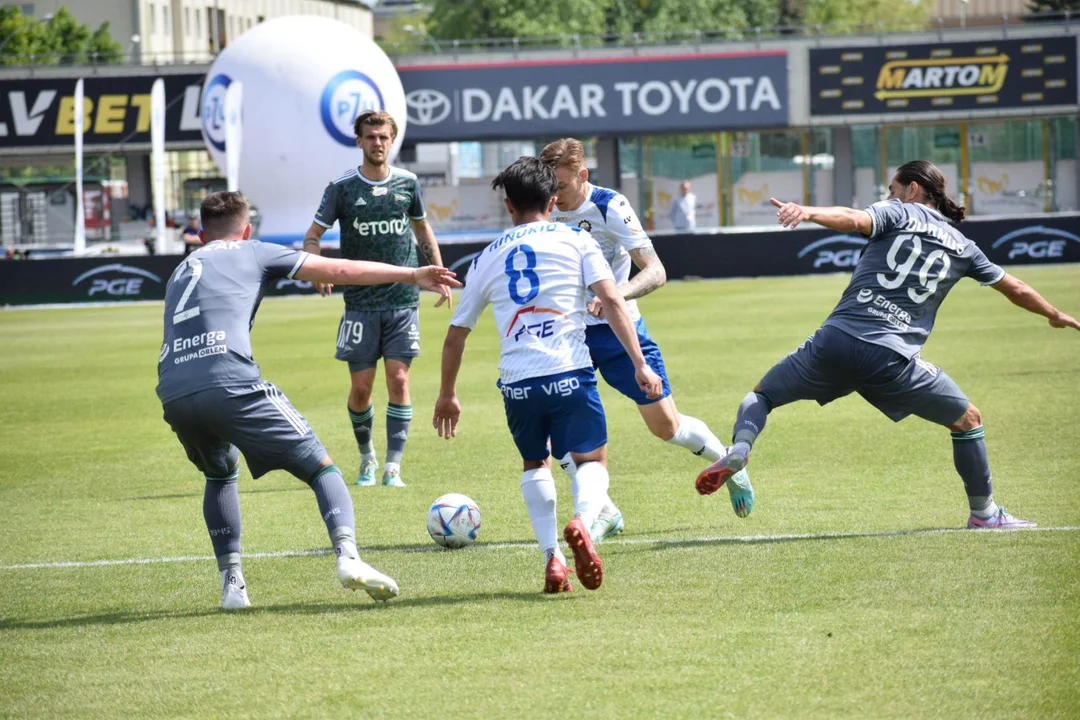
696, 160, 1079, 529
303, 110, 450, 489
157, 192, 459, 610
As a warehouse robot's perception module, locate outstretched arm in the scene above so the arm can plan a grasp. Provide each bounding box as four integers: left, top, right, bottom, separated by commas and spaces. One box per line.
991, 273, 1080, 330
295, 256, 460, 292
770, 198, 873, 235
433, 325, 471, 439
302, 223, 333, 296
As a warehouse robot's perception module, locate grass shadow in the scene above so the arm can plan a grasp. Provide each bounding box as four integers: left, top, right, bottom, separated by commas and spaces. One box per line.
127, 487, 310, 501
0, 591, 562, 632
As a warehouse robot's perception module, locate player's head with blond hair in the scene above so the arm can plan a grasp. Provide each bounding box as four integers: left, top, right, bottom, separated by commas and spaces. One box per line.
353, 110, 398, 168
199, 191, 251, 242
539, 138, 589, 211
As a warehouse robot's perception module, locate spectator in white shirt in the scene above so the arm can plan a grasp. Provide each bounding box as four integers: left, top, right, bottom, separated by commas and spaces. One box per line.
669, 180, 696, 232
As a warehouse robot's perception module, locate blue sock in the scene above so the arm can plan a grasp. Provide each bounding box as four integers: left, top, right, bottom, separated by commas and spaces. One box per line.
733, 391, 771, 447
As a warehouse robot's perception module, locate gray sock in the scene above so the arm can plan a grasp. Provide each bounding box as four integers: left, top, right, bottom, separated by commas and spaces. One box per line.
385, 403, 412, 466
203, 469, 242, 572
951, 426, 996, 514
348, 405, 375, 456
733, 391, 771, 447
307, 464, 357, 549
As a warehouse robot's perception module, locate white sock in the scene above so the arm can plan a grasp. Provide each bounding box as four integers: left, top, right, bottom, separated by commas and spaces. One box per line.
520, 468, 559, 557
384, 462, 399, 476
336, 539, 359, 561
572, 461, 610, 529
557, 452, 577, 480
667, 414, 726, 462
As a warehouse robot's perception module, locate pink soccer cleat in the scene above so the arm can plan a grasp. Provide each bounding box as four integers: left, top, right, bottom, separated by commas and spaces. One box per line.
967, 507, 1036, 530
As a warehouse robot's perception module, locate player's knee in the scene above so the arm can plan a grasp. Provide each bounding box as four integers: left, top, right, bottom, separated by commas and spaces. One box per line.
950, 404, 982, 432
649, 419, 678, 441
743, 391, 773, 413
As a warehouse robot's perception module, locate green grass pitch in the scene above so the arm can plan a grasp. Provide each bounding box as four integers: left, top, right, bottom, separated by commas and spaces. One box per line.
1, 266, 1078, 718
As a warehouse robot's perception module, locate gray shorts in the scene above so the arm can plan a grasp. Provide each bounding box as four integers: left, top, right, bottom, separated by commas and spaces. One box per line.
162, 382, 327, 480
758, 326, 970, 426
334, 308, 420, 373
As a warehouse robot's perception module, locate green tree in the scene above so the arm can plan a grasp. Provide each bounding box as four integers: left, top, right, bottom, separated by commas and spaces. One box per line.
427, 0, 607, 41
1026, 0, 1080, 19
803, 0, 931, 32
0, 6, 122, 66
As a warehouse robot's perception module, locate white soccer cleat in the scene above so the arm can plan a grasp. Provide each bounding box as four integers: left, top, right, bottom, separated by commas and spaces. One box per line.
337, 555, 400, 602
220, 573, 251, 611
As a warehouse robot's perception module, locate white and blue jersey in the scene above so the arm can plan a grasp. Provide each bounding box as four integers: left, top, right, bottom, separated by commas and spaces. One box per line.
450, 221, 614, 460
552, 184, 671, 405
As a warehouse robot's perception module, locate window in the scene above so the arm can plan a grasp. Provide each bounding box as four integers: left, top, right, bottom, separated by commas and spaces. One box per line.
148, 4, 156, 34
184, 7, 190, 35
195, 9, 201, 36
163, 5, 170, 35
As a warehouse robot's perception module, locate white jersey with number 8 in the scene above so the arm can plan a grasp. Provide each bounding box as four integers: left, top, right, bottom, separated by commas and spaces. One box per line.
450, 221, 614, 384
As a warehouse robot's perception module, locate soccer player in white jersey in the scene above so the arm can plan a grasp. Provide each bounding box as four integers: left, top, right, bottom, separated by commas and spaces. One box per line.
540, 139, 754, 539
433, 157, 663, 594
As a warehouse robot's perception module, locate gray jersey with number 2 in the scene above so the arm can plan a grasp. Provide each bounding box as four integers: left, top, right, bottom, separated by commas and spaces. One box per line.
822, 199, 1005, 359
156, 240, 308, 404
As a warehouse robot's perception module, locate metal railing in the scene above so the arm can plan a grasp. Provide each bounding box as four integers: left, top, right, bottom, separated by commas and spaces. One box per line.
0, 11, 1073, 69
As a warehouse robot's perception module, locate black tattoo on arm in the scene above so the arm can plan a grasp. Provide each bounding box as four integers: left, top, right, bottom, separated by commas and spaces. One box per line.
621, 247, 667, 301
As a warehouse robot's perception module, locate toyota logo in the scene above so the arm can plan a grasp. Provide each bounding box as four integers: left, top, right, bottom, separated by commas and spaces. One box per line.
406, 89, 452, 126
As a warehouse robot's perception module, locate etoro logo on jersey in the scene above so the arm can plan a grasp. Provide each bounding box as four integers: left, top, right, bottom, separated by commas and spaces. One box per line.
71, 263, 162, 297
353, 214, 409, 236
320, 70, 385, 147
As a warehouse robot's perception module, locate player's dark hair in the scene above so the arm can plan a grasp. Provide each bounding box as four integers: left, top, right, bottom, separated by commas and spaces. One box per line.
354, 110, 398, 140
200, 191, 249, 239
895, 160, 966, 225
491, 157, 558, 216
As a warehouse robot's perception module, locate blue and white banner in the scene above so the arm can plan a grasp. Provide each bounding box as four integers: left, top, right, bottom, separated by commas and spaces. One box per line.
399, 51, 789, 142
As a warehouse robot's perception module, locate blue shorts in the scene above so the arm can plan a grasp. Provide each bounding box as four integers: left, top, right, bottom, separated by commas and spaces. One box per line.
498, 368, 607, 462
758, 326, 970, 426
585, 318, 672, 405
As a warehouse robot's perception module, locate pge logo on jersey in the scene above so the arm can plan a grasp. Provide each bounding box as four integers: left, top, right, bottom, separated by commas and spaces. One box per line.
71, 264, 162, 297
797, 234, 868, 269
990, 225, 1080, 262
321, 70, 385, 146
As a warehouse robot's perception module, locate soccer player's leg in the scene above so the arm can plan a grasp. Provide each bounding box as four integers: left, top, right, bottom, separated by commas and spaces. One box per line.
859, 357, 1035, 529
163, 393, 249, 610
698, 327, 851, 498
500, 376, 570, 593
336, 310, 383, 486
380, 307, 421, 487
220, 382, 399, 601
549, 369, 607, 590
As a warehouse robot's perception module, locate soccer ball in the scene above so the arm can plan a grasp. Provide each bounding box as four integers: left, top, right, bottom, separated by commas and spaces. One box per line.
426, 493, 481, 549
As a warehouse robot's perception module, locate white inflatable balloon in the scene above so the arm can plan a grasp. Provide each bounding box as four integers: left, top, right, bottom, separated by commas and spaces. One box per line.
200, 16, 407, 244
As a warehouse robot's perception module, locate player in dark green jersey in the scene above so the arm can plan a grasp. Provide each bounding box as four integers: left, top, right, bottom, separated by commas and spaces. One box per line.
303, 111, 450, 488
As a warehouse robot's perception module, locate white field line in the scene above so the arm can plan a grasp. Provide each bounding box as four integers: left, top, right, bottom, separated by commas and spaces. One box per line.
2, 525, 1078, 571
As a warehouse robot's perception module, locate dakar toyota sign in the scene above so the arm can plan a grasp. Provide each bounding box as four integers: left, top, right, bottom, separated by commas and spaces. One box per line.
399, 51, 788, 141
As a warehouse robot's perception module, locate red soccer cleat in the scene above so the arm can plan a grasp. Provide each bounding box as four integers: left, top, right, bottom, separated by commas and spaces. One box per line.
563, 517, 603, 590
544, 555, 573, 594
695, 445, 750, 496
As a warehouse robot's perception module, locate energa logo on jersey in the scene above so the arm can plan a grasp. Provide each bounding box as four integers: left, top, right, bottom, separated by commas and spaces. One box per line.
71, 263, 162, 297
320, 69, 385, 147
352, 214, 409, 237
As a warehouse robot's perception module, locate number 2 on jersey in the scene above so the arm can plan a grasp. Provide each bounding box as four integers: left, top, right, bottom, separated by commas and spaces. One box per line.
505, 245, 540, 305
876, 234, 951, 305
173, 257, 203, 324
